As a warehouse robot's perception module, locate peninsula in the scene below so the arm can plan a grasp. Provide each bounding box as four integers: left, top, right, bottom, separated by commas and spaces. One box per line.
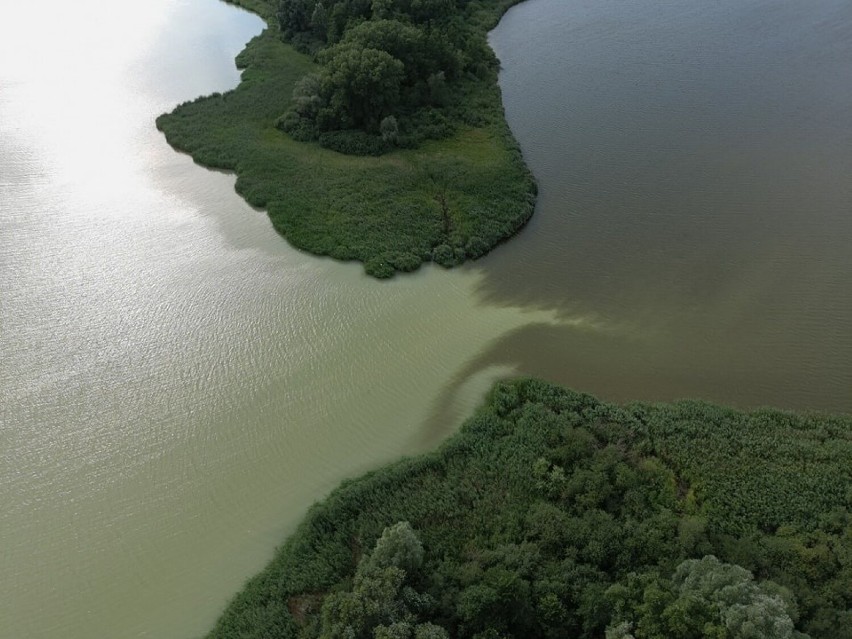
156, 0, 536, 278
205, 379, 851, 638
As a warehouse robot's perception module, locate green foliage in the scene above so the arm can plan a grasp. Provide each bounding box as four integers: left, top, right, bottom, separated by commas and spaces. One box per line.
316, 43, 405, 132
464, 235, 489, 259
342, 20, 427, 85
413, 623, 449, 639
607, 556, 808, 639
318, 129, 391, 155
317, 522, 446, 639
430, 244, 456, 268
363, 522, 424, 576
275, 0, 507, 151
364, 256, 395, 279
156, 0, 536, 278
205, 379, 851, 639
380, 115, 400, 144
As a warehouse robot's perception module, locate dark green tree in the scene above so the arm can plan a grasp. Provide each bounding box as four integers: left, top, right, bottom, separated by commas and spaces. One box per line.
278, 0, 313, 35
317, 44, 405, 131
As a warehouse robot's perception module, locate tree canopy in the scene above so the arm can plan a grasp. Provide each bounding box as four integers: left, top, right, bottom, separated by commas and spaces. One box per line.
275, 0, 504, 153
317, 43, 405, 131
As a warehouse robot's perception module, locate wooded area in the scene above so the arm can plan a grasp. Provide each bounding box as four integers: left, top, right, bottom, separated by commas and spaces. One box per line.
206, 379, 851, 638
276, 0, 521, 154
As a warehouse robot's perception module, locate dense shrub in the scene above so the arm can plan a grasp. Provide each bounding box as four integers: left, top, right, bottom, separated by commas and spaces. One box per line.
386, 252, 421, 273
431, 244, 456, 268
465, 236, 489, 259
318, 130, 390, 156
364, 256, 395, 279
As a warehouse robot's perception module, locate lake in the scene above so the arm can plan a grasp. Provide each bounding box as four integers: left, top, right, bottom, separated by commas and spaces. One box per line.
1, 0, 850, 636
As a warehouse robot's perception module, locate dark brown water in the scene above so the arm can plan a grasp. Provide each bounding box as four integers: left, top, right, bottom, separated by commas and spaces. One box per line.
476, 0, 852, 414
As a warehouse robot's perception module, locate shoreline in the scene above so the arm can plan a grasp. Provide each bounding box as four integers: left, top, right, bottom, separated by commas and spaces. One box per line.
202, 378, 852, 638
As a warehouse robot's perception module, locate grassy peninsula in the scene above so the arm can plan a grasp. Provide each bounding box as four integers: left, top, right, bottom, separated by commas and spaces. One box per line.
156, 0, 536, 278
206, 379, 851, 639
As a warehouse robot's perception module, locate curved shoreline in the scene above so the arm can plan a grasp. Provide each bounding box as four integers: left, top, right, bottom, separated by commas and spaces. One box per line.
157, 0, 537, 278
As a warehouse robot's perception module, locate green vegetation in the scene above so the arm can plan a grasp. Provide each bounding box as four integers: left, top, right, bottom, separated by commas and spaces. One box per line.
205, 379, 851, 639
156, 0, 536, 278
275, 0, 517, 152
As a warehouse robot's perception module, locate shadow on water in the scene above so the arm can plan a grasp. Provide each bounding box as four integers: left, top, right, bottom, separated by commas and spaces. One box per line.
447, 0, 852, 417
416, 313, 852, 447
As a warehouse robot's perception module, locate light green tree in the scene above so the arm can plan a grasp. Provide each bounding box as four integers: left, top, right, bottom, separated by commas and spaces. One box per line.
361, 521, 424, 576
606, 556, 809, 639
319, 522, 446, 639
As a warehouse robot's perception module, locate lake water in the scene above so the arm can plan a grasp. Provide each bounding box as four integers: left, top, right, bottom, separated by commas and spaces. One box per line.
1, 0, 850, 637
484, 0, 852, 414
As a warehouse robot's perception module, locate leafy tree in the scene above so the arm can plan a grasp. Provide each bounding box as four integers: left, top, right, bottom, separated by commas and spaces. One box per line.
380, 116, 399, 144
278, 0, 313, 35
310, 2, 329, 39
413, 623, 449, 639
606, 621, 636, 639
608, 556, 810, 639
371, 0, 394, 19
291, 73, 323, 119
318, 522, 446, 639
362, 521, 424, 576
317, 44, 405, 131
342, 19, 428, 85
393, 0, 457, 24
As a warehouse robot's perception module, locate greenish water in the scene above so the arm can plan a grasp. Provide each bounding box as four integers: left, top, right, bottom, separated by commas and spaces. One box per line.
1, 0, 849, 637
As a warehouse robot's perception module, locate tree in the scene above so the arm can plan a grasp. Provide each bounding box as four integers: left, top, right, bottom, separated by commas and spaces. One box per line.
310, 2, 329, 40
380, 116, 399, 144
318, 44, 405, 131
342, 19, 428, 85
605, 621, 636, 639
608, 557, 809, 639
673, 556, 802, 639
371, 0, 394, 19
361, 521, 424, 576
278, 0, 313, 35
413, 623, 449, 639
394, 0, 456, 24
319, 523, 447, 639
291, 73, 323, 119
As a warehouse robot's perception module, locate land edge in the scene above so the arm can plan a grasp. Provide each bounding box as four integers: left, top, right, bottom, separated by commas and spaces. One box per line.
202, 376, 851, 638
